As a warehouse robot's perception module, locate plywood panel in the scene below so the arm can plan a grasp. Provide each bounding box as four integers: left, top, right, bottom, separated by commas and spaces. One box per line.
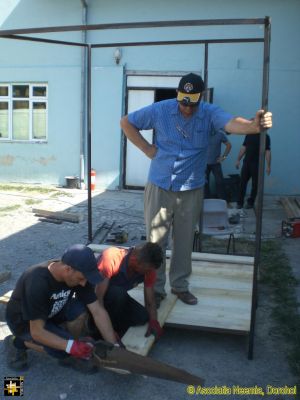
88, 244, 254, 265
89, 244, 254, 354
122, 292, 177, 355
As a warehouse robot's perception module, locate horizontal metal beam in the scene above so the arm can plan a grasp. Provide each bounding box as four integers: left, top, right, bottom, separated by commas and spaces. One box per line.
0, 18, 266, 37
92, 37, 264, 48
2, 34, 86, 47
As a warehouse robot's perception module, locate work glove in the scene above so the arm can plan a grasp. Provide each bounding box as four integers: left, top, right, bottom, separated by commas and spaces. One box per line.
145, 319, 163, 340
66, 338, 94, 360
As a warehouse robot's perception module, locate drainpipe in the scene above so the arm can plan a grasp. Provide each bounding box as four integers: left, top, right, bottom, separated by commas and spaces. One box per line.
80, 0, 88, 189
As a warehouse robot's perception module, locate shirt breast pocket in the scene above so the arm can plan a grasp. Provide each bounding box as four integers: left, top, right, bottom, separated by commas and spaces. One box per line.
192, 129, 208, 149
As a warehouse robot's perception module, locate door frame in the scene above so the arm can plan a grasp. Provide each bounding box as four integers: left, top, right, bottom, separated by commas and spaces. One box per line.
122, 73, 189, 190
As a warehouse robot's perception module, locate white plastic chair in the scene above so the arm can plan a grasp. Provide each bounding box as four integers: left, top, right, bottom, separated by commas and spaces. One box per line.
195, 199, 235, 253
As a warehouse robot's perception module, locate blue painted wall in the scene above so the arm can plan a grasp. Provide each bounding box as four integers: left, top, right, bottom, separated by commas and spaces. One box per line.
0, 0, 299, 194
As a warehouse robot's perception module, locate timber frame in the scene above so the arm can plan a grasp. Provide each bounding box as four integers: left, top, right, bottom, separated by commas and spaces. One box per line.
0, 17, 271, 359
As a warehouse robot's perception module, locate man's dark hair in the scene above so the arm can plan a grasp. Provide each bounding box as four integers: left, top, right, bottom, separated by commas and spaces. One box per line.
138, 242, 163, 269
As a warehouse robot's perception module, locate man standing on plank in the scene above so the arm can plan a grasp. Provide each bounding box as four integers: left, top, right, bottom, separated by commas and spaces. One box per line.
121, 73, 272, 306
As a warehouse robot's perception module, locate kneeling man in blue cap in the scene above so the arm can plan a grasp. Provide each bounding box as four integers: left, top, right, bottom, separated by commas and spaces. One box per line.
5, 244, 118, 373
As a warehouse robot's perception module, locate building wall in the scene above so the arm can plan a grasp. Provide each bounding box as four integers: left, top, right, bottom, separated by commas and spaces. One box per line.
0, 0, 299, 194
0, 1, 84, 186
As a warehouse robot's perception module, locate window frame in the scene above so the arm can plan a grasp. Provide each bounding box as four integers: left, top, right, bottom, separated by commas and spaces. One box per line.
0, 83, 48, 142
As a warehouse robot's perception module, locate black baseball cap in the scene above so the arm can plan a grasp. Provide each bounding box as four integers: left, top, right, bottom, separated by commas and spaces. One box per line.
177, 73, 205, 105
62, 244, 101, 285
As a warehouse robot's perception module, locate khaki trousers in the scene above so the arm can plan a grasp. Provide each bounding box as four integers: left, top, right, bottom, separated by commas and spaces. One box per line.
144, 182, 203, 294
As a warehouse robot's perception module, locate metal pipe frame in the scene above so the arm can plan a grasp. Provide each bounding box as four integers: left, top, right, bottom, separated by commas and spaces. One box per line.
91, 38, 263, 48
0, 18, 265, 37
0, 17, 271, 359
248, 16, 271, 360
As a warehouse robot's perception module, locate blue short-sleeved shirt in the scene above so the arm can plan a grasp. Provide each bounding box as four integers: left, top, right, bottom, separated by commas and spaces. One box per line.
207, 129, 229, 164
128, 98, 232, 191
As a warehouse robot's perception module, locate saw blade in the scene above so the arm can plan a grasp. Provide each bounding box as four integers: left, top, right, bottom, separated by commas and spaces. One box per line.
92, 340, 204, 385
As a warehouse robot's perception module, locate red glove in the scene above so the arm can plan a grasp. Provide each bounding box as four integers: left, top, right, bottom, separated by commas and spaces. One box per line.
145, 319, 163, 340
66, 339, 94, 360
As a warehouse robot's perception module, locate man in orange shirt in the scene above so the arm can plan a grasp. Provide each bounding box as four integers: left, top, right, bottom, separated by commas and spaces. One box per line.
95, 242, 164, 340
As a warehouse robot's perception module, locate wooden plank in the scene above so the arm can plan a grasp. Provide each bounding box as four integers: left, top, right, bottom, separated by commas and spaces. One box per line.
32, 208, 81, 223
122, 293, 177, 356
189, 263, 253, 280
0, 322, 12, 341
166, 286, 252, 331
191, 260, 253, 270
89, 243, 254, 339
295, 197, 300, 210
0, 290, 13, 304
280, 197, 300, 218
88, 244, 254, 265
39, 217, 63, 224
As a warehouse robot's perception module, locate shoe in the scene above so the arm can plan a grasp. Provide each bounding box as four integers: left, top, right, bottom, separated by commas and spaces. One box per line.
4, 335, 28, 371
59, 356, 98, 374
236, 203, 243, 209
171, 289, 198, 305
245, 203, 254, 209
154, 292, 166, 309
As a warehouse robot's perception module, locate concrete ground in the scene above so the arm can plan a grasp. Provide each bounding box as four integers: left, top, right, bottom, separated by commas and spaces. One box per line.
0, 187, 299, 400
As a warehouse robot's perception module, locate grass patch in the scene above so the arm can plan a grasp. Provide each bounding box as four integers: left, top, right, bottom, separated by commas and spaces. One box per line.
25, 199, 42, 206
0, 183, 72, 197
196, 235, 256, 256
0, 183, 58, 194
0, 204, 21, 213
260, 240, 300, 384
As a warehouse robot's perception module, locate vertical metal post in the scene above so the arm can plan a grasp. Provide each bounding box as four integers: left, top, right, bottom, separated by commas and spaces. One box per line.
248, 16, 271, 359
203, 42, 209, 100
196, 42, 209, 252
87, 44, 93, 242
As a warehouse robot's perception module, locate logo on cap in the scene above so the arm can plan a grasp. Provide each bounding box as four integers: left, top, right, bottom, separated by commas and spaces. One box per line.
183, 82, 193, 93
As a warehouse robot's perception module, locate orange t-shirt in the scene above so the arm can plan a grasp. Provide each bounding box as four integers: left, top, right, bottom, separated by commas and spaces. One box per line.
97, 247, 156, 288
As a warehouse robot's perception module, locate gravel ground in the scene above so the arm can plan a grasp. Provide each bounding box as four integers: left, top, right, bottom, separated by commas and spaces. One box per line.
0, 187, 298, 400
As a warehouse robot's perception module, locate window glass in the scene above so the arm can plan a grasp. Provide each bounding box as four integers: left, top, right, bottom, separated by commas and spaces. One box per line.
12, 100, 29, 140
0, 102, 9, 138
0, 86, 8, 96
13, 85, 29, 98
33, 102, 46, 139
33, 86, 47, 97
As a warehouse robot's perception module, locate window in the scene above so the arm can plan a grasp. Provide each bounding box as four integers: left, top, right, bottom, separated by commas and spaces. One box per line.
0, 83, 48, 141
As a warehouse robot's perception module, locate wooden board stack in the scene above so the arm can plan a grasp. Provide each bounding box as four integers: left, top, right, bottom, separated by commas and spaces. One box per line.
89, 244, 254, 356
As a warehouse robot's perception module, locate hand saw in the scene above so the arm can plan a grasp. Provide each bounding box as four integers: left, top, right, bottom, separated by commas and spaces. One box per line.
91, 340, 204, 385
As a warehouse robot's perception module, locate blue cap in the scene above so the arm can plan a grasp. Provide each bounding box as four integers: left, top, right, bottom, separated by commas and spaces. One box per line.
62, 244, 101, 285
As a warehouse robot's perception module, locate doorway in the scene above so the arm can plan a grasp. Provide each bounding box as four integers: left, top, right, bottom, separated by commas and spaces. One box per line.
123, 75, 180, 189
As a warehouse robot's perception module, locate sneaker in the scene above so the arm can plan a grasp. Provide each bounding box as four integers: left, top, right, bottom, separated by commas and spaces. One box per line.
154, 292, 166, 309
4, 335, 28, 371
59, 356, 98, 374
171, 289, 198, 305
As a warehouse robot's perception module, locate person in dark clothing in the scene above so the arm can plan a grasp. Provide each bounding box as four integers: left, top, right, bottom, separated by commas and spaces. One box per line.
95, 242, 164, 339
235, 134, 271, 209
5, 244, 118, 372
205, 127, 232, 200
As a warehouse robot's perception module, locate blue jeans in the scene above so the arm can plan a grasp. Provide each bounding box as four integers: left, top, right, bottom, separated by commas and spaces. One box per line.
8, 298, 86, 359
